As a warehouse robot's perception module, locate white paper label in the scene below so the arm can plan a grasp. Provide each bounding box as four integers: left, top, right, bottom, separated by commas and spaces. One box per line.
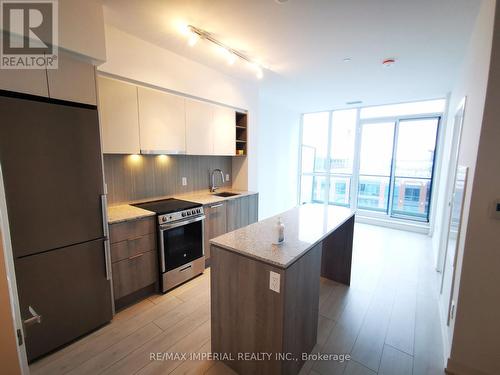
269, 271, 280, 293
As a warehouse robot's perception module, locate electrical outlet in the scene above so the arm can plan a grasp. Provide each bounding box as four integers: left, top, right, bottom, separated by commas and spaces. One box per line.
225, 174, 230, 182
269, 271, 280, 293
181, 177, 187, 186
492, 199, 500, 219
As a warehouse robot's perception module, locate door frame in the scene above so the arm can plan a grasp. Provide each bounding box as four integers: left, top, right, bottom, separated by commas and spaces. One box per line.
0, 163, 29, 374
439, 97, 467, 288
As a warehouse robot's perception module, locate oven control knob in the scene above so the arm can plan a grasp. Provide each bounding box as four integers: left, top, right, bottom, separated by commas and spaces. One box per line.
192, 210, 196, 214
182, 212, 186, 217
161, 217, 167, 222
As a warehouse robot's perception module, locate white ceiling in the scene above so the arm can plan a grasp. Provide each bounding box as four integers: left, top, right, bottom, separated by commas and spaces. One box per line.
102, 0, 481, 112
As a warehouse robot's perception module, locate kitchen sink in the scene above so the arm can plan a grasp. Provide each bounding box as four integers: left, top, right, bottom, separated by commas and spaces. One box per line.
213, 192, 240, 197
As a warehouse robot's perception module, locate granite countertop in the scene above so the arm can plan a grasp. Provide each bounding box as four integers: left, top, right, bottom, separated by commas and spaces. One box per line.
107, 204, 156, 224
107, 189, 258, 224
210, 204, 355, 269
174, 189, 258, 205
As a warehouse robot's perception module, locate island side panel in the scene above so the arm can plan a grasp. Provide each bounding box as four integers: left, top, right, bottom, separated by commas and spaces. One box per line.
320, 215, 355, 285
210, 244, 285, 375
283, 242, 322, 375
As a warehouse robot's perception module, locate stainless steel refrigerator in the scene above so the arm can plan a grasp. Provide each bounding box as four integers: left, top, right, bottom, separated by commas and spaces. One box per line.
0, 91, 113, 362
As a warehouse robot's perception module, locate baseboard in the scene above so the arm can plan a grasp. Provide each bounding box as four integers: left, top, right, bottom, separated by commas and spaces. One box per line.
446, 358, 491, 375
355, 215, 430, 234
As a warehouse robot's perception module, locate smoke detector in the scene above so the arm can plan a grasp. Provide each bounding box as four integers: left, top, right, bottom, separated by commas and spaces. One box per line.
382, 58, 396, 67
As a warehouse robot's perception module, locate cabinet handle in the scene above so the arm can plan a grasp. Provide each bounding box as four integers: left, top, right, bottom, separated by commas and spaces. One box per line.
128, 253, 144, 260
210, 203, 224, 209
127, 236, 143, 242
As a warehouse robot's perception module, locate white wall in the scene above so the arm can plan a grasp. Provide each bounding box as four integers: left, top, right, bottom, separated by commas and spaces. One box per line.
98, 25, 260, 193
446, 1, 500, 374
257, 94, 301, 219
431, 0, 499, 373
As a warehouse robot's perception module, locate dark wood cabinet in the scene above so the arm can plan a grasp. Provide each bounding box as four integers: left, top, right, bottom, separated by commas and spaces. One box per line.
226, 195, 248, 232
204, 194, 259, 264
226, 194, 259, 232
109, 216, 158, 309
204, 202, 227, 261
112, 250, 157, 300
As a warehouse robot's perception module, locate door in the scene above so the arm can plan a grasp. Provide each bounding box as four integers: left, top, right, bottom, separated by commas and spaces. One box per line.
204, 202, 227, 260
357, 121, 395, 213
137, 86, 186, 154
161, 218, 204, 272
226, 197, 250, 232
186, 100, 214, 155
0, 94, 105, 258
97, 76, 141, 154
390, 118, 439, 221
213, 106, 236, 155
15, 239, 112, 361
47, 50, 97, 105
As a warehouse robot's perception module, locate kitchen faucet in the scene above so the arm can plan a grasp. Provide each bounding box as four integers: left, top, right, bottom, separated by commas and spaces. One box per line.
210, 169, 225, 192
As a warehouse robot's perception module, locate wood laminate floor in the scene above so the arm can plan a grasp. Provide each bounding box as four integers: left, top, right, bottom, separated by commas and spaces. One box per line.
30, 223, 445, 375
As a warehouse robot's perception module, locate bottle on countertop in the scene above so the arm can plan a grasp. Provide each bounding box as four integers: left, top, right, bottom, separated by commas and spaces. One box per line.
275, 217, 285, 244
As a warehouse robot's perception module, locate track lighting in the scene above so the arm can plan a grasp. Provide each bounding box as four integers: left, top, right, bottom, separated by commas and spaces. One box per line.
187, 32, 200, 47
183, 24, 264, 79
226, 52, 237, 65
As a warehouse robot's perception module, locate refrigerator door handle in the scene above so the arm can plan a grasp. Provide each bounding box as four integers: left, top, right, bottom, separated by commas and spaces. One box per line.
100, 194, 109, 238
24, 306, 42, 326
104, 239, 112, 281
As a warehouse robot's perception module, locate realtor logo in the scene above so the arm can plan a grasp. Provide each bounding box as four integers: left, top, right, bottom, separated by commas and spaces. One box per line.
0, 0, 58, 69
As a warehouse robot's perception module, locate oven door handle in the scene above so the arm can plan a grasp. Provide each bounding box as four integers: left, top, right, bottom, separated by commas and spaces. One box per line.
158, 228, 166, 273
160, 215, 205, 230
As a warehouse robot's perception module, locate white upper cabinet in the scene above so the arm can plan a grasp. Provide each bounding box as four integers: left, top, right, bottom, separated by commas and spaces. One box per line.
137, 87, 186, 154
0, 69, 48, 97
186, 100, 215, 155
47, 50, 97, 105
213, 106, 236, 156
97, 76, 141, 154
97, 76, 238, 156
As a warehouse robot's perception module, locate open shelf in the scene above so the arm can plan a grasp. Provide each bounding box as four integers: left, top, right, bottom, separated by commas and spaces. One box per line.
235, 112, 247, 156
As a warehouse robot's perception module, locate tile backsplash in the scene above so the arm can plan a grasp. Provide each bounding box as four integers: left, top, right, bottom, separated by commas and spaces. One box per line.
103, 154, 232, 204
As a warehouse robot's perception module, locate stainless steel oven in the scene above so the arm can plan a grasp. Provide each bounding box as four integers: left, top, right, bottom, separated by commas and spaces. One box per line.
159, 214, 205, 291
132, 198, 206, 292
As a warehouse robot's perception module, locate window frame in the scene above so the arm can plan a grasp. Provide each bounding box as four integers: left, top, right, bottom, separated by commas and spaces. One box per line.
298, 100, 444, 224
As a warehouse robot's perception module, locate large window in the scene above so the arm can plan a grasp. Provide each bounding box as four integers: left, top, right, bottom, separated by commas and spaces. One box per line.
391, 118, 439, 219
299, 99, 444, 222
300, 109, 356, 207
357, 121, 394, 212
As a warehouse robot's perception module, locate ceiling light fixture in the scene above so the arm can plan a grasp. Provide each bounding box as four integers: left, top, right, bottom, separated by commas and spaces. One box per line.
185, 24, 264, 79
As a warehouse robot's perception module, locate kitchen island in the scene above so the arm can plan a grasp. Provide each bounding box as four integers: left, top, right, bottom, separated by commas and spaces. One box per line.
210, 204, 355, 375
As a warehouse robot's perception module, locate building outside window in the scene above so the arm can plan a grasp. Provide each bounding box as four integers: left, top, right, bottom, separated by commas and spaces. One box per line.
299, 99, 444, 223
